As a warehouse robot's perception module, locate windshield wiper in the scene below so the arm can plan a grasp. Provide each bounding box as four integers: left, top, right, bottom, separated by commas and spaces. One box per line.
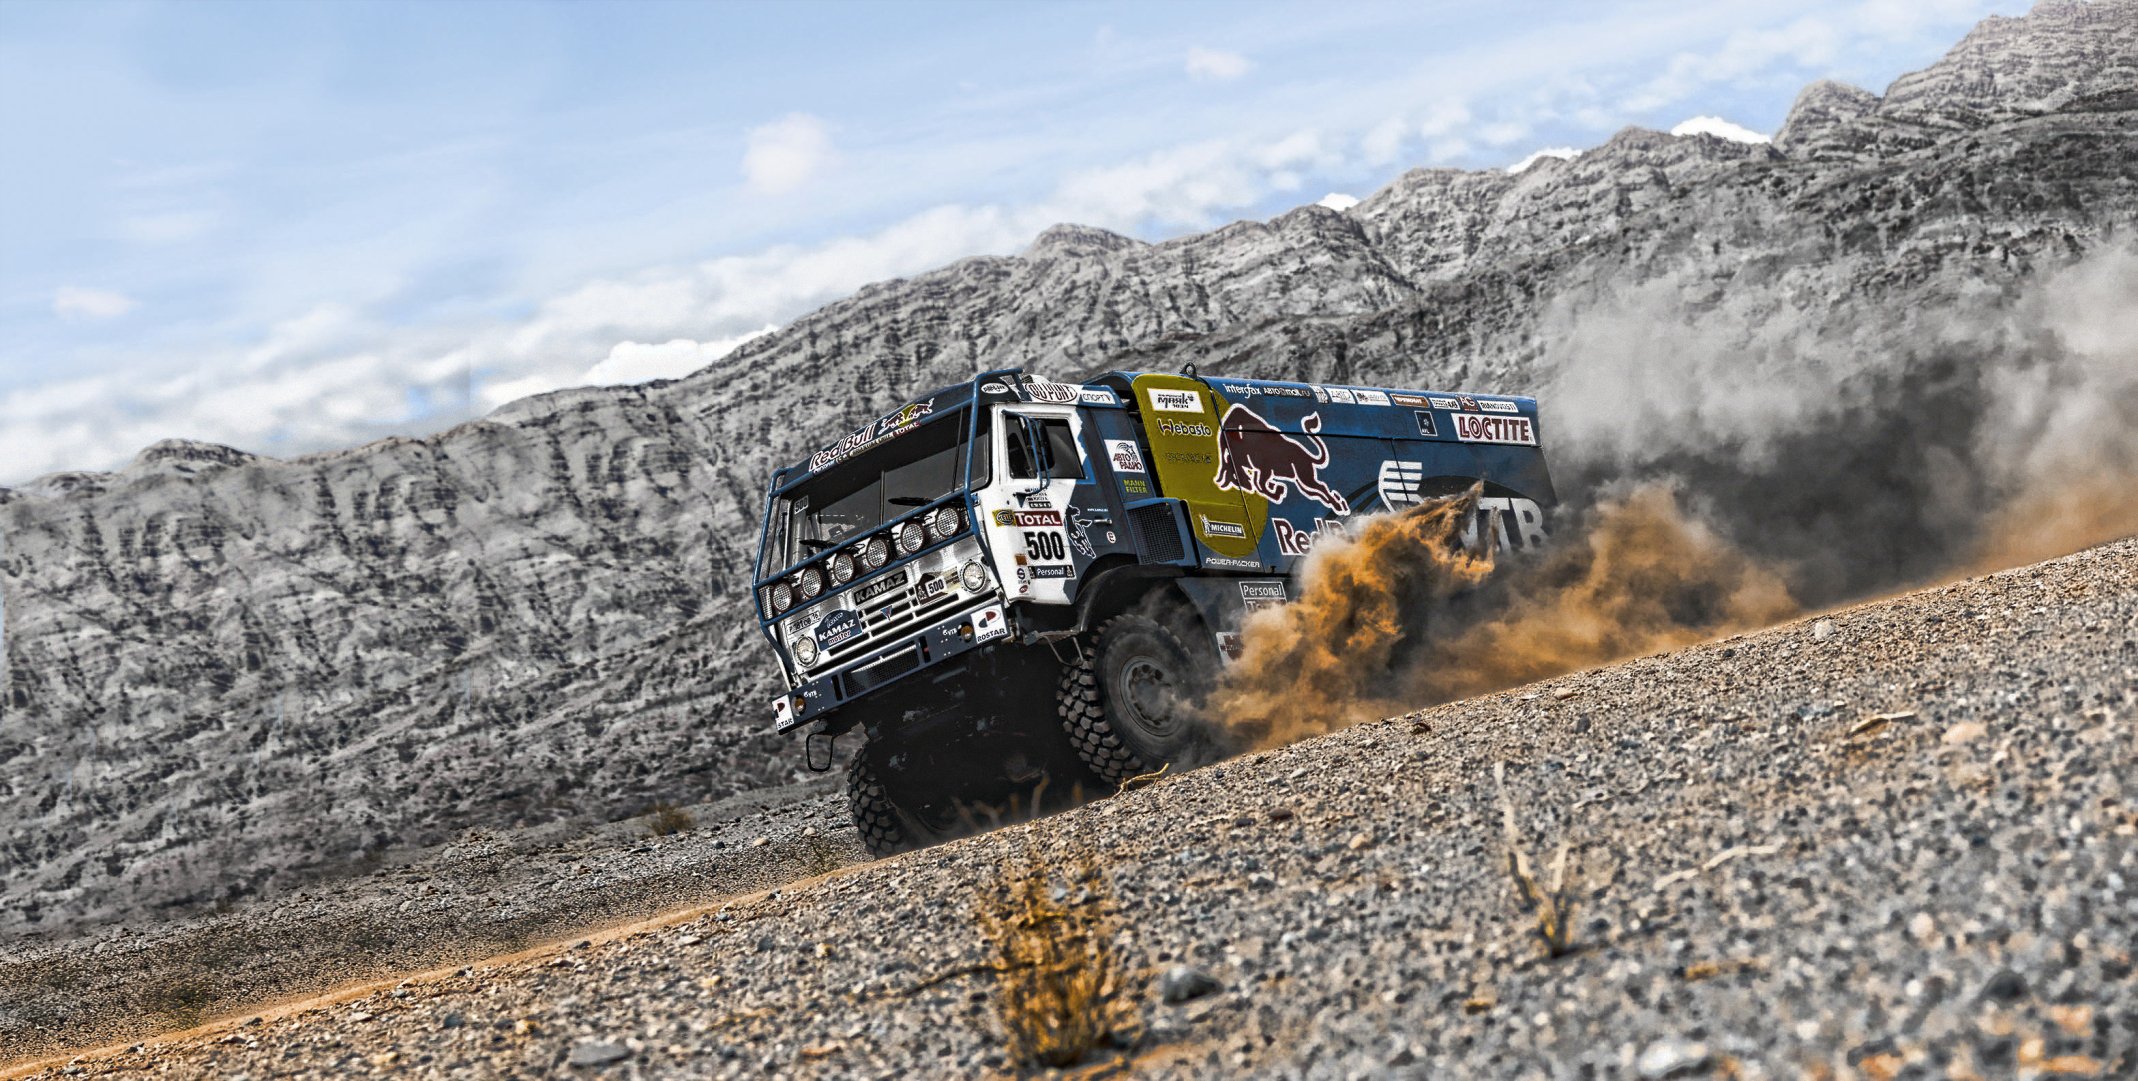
799, 538, 836, 552
887, 495, 931, 507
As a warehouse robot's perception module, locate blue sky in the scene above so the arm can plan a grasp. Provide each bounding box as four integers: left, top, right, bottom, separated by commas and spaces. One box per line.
0, 0, 2025, 481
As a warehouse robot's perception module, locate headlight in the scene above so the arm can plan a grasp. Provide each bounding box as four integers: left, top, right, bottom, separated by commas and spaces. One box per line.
897, 521, 925, 554
829, 551, 856, 585
769, 581, 794, 614
960, 560, 988, 593
928, 506, 961, 541
793, 635, 819, 667
797, 566, 824, 601
862, 535, 890, 570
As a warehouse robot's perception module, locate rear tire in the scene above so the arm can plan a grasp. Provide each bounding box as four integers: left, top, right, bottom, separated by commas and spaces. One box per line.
846, 753, 910, 858
1058, 612, 1216, 786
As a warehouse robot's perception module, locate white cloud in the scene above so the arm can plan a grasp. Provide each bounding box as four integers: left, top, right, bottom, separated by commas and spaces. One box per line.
1185, 47, 1251, 82
576, 326, 779, 389
52, 287, 137, 321
1669, 115, 1773, 143
742, 113, 836, 195
1508, 147, 1581, 173
1316, 192, 1360, 212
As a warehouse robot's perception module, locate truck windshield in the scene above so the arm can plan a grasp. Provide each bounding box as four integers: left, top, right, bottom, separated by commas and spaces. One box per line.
762, 409, 987, 576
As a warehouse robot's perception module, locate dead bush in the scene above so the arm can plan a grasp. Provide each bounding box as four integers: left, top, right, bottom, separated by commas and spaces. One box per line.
1496, 762, 1583, 958
975, 848, 1140, 1068
644, 801, 694, 837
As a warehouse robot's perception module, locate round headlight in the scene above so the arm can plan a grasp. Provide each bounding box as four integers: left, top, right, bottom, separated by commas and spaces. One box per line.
897, 520, 925, 554
797, 566, 824, 601
769, 581, 794, 614
928, 505, 961, 541
793, 635, 820, 668
862, 535, 890, 570
829, 551, 856, 585
960, 560, 988, 593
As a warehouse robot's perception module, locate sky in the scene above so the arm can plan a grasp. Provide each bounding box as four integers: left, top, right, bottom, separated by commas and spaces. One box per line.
0, 0, 2030, 483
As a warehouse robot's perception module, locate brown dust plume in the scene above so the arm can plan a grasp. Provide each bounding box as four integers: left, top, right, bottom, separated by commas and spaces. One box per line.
1208, 484, 1798, 750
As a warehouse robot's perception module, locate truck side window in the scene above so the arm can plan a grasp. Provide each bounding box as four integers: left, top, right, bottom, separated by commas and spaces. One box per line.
1006, 416, 1081, 480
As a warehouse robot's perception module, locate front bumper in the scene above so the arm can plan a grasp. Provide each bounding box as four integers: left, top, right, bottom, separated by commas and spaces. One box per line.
771, 599, 1009, 733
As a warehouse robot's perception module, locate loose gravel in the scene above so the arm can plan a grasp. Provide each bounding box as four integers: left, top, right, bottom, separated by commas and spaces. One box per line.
10, 539, 2134, 1079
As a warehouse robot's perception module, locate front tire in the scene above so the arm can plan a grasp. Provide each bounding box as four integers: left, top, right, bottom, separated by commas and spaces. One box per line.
1058, 612, 1216, 786
846, 753, 910, 858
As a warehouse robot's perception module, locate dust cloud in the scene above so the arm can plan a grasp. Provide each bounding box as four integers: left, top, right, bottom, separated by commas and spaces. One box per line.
1210, 484, 1795, 749
1210, 245, 2138, 749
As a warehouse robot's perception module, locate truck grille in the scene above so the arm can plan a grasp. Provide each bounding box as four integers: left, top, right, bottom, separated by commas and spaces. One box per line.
1130, 501, 1186, 563
822, 571, 966, 668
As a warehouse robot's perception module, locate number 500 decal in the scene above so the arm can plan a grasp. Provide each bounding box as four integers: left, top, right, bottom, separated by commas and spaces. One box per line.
1023, 530, 1068, 562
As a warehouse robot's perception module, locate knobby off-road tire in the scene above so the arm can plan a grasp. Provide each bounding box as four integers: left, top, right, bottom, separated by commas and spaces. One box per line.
846, 753, 910, 858
1058, 613, 1215, 787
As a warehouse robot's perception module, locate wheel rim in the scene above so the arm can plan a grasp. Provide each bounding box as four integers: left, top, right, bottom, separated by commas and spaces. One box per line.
1118, 654, 1183, 739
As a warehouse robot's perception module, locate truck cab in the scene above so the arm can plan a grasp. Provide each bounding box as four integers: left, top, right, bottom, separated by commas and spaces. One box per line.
753, 367, 1555, 853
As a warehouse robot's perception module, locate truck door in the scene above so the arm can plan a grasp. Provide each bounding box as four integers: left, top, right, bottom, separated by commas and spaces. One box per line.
974, 404, 1091, 604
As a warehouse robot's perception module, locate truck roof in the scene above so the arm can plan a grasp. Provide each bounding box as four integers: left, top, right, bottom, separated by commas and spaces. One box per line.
771, 368, 1539, 489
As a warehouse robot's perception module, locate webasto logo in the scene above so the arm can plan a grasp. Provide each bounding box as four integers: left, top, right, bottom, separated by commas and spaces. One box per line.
1158, 418, 1212, 437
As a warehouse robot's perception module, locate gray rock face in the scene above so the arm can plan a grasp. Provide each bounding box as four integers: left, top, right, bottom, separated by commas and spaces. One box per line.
3, 0, 2134, 940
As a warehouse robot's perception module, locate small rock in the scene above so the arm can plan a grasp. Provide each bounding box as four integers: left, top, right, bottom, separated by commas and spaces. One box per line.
1159, 965, 1222, 1004
1908, 913, 1936, 940
1636, 1038, 1711, 1079
347, 1011, 374, 1023
1942, 722, 1987, 745
567, 1041, 631, 1068
751, 836, 770, 847
1267, 808, 1295, 823
1552, 688, 1579, 701
1346, 833, 1372, 851
1977, 969, 2027, 1003
676, 934, 702, 946
802, 826, 818, 837
1812, 619, 1834, 641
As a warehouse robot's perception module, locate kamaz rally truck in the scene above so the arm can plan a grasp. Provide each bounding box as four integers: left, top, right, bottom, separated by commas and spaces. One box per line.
753, 368, 1554, 854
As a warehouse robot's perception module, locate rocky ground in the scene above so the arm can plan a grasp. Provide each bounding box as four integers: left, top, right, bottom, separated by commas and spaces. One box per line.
0, 776, 863, 1066
10, 537, 2130, 1079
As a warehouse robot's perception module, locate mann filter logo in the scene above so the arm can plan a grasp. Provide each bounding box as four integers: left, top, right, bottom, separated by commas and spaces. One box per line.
1213, 404, 1351, 514
1158, 418, 1212, 437
1478, 399, 1519, 414
1199, 515, 1248, 539
1105, 439, 1146, 473
1451, 413, 1537, 446
1148, 388, 1203, 413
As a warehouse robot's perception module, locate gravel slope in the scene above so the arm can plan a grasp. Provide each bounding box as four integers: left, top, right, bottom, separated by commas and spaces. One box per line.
13, 537, 2134, 1079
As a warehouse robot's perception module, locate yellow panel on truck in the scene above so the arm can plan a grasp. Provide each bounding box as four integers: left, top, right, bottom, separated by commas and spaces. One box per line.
1130, 373, 1268, 559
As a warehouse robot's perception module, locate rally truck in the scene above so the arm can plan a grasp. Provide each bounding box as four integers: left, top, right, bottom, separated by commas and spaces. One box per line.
753, 368, 1555, 854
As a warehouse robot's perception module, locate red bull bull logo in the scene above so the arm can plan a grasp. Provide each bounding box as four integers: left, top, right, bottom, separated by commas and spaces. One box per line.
1212, 404, 1351, 515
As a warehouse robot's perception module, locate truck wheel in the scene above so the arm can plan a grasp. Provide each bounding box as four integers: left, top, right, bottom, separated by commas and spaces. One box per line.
846, 754, 910, 858
1058, 613, 1215, 786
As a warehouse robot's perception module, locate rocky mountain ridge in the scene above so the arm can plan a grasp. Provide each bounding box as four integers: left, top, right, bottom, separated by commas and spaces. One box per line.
3, 0, 2133, 938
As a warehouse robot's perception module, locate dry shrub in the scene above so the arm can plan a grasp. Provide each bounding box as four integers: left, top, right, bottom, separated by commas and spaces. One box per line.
975, 849, 1140, 1068
644, 801, 694, 837
1496, 763, 1582, 958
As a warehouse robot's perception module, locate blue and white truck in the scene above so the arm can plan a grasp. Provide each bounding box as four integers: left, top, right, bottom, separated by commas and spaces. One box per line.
753, 368, 1555, 853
